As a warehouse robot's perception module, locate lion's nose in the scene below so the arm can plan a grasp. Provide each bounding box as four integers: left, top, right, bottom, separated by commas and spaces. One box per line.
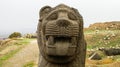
56, 19, 70, 27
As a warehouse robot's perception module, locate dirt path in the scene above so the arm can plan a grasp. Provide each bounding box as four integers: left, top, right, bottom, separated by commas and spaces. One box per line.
3, 40, 39, 67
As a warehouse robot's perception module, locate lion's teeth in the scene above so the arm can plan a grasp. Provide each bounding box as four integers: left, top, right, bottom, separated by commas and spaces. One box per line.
71, 37, 77, 46
48, 36, 54, 45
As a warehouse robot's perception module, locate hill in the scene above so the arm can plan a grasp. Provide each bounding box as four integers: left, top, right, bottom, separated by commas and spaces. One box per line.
84, 21, 120, 49
86, 21, 120, 30
84, 21, 120, 67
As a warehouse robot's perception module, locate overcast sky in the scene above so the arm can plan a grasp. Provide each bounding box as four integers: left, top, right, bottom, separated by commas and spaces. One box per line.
0, 0, 120, 34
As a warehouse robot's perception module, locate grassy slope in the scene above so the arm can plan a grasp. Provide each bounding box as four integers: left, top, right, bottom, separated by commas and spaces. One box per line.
85, 30, 120, 66
85, 30, 120, 49
0, 38, 34, 67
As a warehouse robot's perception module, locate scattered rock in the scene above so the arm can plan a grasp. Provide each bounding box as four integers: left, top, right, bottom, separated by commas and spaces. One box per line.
99, 48, 120, 56
89, 52, 102, 60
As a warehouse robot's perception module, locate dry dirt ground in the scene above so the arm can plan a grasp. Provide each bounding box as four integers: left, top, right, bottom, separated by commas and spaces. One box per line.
2, 40, 39, 67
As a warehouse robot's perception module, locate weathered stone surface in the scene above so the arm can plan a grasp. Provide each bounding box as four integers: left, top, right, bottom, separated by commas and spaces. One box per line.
37, 4, 86, 67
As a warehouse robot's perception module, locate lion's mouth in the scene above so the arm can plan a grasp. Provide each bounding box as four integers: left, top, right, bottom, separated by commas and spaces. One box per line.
44, 19, 79, 56
46, 35, 77, 56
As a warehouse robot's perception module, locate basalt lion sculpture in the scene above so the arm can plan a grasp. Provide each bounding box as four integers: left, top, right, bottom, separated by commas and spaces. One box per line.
37, 4, 87, 67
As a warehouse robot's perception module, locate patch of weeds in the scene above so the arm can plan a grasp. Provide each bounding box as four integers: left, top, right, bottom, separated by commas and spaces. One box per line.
15, 38, 35, 45
87, 45, 93, 49
113, 55, 120, 61
23, 61, 35, 67
0, 48, 21, 66
86, 30, 120, 49
84, 30, 94, 34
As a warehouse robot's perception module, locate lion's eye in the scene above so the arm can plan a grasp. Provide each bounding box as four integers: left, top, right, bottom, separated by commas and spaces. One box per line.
47, 13, 58, 20
68, 12, 77, 20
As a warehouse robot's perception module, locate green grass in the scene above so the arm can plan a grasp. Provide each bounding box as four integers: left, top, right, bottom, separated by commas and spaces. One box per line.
0, 48, 21, 66
84, 30, 94, 34
14, 38, 35, 45
85, 30, 120, 49
0, 38, 35, 67
23, 61, 35, 67
86, 30, 120, 66
112, 55, 120, 61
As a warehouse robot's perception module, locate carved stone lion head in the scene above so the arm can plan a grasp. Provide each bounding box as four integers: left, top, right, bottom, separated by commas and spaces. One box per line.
37, 4, 84, 63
